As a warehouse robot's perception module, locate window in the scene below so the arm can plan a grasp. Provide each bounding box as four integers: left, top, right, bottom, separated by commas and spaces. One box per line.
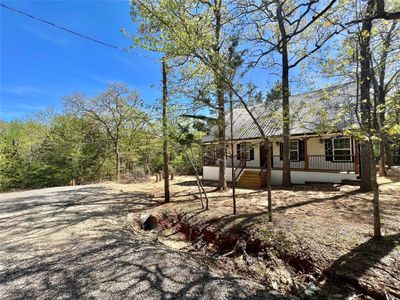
237, 143, 254, 161
279, 140, 302, 161
324, 139, 333, 161
289, 140, 299, 161
248, 144, 255, 161
333, 137, 352, 161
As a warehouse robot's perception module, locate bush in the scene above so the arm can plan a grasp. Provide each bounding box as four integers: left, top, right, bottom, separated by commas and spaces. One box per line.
120, 166, 148, 183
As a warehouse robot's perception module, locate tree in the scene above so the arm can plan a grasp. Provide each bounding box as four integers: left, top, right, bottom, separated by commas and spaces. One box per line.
355, 0, 400, 237
130, 0, 243, 191
64, 83, 146, 181
266, 81, 282, 102
244, 0, 340, 186
130, 0, 276, 217
370, 20, 400, 176
162, 58, 171, 202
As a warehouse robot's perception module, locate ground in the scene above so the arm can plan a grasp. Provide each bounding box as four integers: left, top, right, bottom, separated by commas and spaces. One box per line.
0, 185, 282, 299
1, 170, 399, 299
128, 170, 400, 299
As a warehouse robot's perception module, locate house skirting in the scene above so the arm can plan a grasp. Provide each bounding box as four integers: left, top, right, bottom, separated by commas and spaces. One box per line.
202, 166, 358, 185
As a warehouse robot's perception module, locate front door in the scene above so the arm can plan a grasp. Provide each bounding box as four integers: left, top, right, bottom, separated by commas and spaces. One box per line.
260, 143, 273, 168
260, 144, 267, 167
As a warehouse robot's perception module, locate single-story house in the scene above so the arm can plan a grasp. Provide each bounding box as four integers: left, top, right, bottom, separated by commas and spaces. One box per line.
201, 83, 362, 188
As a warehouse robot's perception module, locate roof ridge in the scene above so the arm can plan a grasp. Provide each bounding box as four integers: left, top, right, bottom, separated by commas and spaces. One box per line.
291, 81, 354, 97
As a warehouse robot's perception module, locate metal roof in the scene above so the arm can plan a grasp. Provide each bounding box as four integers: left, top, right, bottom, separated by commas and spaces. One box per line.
202, 82, 357, 143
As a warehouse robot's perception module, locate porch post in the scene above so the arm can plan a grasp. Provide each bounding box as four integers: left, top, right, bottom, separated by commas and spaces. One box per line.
304, 137, 309, 170
354, 139, 360, 174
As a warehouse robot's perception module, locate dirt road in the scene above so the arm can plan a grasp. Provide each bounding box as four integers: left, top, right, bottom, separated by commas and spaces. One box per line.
0, 184, 280, 299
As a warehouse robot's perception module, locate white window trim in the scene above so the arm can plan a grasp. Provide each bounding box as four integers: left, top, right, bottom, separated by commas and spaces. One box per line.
289, 140, 299, 162
332, 137, 352, 161
247, 144, 254, 161
238, 143, 254, 161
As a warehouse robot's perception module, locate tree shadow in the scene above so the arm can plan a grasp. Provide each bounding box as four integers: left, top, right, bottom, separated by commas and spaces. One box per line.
317, 233, 400, 299
0, 184, 282, 299
274, 189, 360, 212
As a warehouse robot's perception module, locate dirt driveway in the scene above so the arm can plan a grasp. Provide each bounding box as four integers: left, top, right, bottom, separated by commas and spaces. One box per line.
0, 184, 281, 299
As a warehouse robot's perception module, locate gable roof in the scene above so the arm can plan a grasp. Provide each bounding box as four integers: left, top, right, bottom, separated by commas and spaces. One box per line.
202, 82, 357, 143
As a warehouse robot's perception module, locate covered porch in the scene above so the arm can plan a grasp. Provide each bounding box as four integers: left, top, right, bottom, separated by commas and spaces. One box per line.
202, 135, 360, 186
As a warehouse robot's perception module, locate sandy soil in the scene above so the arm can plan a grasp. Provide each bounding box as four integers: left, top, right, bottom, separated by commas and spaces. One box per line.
0, 184, 283, 299
121, 169, 400, 299
1, 169, 398, 299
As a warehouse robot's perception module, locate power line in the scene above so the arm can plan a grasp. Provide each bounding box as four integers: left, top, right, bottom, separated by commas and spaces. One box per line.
0, 3, 158, 62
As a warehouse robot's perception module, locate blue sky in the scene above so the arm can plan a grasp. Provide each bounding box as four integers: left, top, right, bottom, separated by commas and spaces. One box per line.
0, 1, 335, 121
0, 0, 162, 121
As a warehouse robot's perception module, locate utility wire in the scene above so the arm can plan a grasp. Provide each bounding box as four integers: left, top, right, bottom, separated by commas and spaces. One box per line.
0, 3, 158, 62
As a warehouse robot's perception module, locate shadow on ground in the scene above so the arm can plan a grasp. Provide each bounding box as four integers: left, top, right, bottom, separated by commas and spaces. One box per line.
318, 233, 400, 299
0, 184, 281, 299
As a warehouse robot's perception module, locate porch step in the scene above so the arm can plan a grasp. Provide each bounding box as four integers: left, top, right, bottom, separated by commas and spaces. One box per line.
237, 170, 266, 189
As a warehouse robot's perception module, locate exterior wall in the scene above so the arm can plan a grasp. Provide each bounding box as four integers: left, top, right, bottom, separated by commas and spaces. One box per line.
272, 138, 305, 169
270, 170, 357, 185
272, 136, 325, 155
202, 166, 243, 182
271, 136, 355, 172
206, 135, 355, 170
307, 137, 325, 155
203, 166, 358, 184
228, 140, 261, 168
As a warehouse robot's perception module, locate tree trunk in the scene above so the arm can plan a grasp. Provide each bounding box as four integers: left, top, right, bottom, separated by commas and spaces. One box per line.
359, 0, 381, 238
277, 3, 291, 187
115, 144, 121, 182
162, 58, 170, 203
264, 139, 272, 222
217, 87, 228, 191
371, 141, 382, 238
214, 0, 227, 192
374, 21, 394, 177
359, 5, 373, 192
385, 141, 393, 169
229, 87, 236, 214
378, 140, 387, 176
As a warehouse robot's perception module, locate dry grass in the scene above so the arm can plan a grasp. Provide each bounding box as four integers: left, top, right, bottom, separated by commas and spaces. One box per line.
112, 168, 400, 298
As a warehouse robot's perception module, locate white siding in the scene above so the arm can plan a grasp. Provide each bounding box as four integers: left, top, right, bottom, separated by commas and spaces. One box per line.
203, 167, 357, 184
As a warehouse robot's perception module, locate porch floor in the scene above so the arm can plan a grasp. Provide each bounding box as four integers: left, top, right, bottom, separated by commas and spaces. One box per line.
216, 165, 357, 174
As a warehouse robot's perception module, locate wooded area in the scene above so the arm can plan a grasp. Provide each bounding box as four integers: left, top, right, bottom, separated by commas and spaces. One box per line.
1, 1, 400, 299
0, 83, 204, 191
1, 0, 399, 240
130, 0, 399, 237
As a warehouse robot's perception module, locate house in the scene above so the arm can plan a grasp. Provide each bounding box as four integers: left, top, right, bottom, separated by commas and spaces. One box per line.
201, 83, 361, 188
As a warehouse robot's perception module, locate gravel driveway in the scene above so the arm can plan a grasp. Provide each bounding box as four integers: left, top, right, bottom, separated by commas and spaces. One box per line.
0, 184, 281, 299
